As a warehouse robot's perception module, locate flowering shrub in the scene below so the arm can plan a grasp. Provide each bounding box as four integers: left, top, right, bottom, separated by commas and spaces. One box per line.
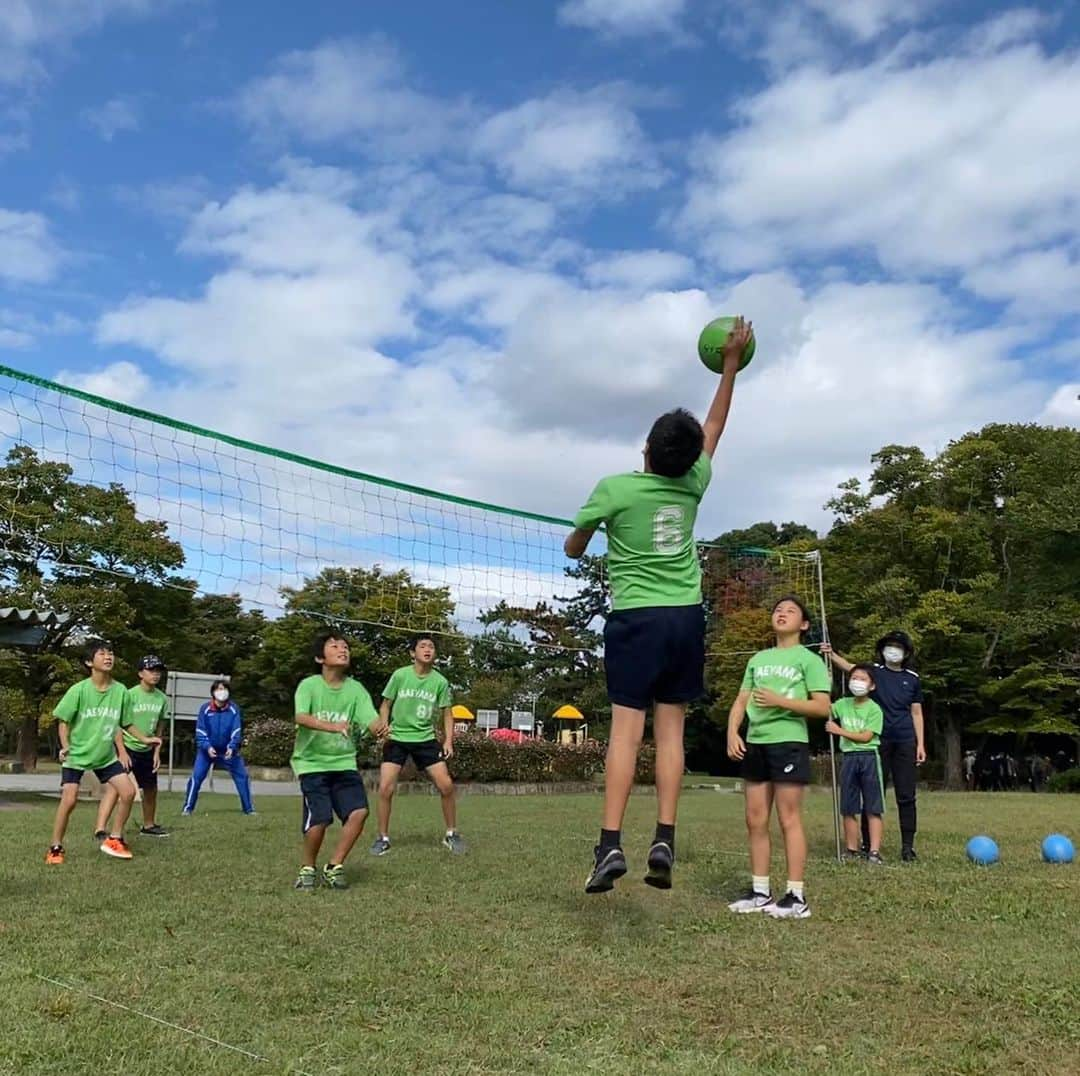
243, 719, 295, 767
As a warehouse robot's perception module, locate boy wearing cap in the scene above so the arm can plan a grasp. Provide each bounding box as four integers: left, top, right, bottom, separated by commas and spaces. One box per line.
95, 654, 169, 839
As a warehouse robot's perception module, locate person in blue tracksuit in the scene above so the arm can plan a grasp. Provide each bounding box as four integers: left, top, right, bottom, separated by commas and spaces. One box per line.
182, 679, 255, 815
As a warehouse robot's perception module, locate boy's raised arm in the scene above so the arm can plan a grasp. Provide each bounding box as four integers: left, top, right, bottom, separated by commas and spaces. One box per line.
702, 317, 752, 458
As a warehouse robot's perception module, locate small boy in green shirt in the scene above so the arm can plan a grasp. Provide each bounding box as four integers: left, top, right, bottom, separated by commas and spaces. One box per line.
369, 634, 463, 856
46, 639, 156, 864
825, 664, 886, 864
292, 632, 379, 891
565, 317, 751, 894
95, 654, 170, 840
726, 597, 832, 919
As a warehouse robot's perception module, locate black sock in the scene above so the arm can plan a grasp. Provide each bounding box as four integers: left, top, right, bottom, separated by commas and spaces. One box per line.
654, 822, 675, 850
599, 828, 621, 851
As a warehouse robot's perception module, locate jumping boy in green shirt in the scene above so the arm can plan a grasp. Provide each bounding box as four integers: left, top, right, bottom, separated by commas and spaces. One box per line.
565, 317, 751, 894
292, 632, 378, 891
369, 633, 463, 856
46, 639, 154, 864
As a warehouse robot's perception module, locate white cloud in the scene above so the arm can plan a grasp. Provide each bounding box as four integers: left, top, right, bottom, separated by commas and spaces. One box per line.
235, 36, 465, 154
557, 0, 688, 39
46, 174, 81, 211
803, 0, 928, 43
0, 327, 32, 348
57, 360, 150, 404
964, 247, 1080, 316
584, 249, 694, 290
0, 208, 62, 283
0, 0, 170, 87
1040, 384, 1080, 428
681, 34, 1080, 308
81, 95, 140, 140
474, 87, 666, 198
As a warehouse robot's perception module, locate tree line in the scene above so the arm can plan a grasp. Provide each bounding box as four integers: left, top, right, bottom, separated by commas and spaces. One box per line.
1, 421, 1077, 785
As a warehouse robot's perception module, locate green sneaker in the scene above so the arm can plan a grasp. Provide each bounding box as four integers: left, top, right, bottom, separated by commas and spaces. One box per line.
293, 866, 317, 892
322, 863, 349, 890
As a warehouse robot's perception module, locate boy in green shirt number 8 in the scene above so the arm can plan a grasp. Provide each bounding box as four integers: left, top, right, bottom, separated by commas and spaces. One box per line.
292, 632, 379, 891
46, 639, 160, 865
565, 317, 752, 895
369, 634, 464, 856
95, 654, 171, 840
726, 597, 832, 919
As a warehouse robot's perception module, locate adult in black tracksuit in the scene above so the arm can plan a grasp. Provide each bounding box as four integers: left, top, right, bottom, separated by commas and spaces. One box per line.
825, 632, 925, 861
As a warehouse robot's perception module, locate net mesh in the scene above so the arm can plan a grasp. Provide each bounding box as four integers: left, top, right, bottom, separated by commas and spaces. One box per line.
0, 364, 825, 655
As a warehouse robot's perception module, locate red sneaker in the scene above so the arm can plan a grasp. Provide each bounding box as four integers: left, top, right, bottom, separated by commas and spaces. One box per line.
45, 845, 65, 865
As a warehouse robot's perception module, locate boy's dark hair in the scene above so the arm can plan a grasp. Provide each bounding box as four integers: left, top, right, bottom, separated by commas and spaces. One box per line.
313, 631, 349, 663
646, 408, 704, 478
850, 663, 876, 684
410, 633, 437, 651
82, 637, 112, 668
772, 594, 812, 634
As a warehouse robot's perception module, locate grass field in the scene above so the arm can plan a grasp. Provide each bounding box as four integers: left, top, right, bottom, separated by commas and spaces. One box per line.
2, 787, 1078, 1075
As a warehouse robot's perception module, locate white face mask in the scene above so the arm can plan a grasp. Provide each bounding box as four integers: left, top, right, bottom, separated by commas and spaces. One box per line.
213, 688, 229, 703
883, 646, 905, 666
850, 680, 870, 697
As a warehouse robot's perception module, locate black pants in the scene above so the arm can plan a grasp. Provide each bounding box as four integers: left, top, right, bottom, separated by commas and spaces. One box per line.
862, 740, 917, 850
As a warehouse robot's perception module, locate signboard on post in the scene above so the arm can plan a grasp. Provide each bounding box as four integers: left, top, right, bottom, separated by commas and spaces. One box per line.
165, 672, 228, 792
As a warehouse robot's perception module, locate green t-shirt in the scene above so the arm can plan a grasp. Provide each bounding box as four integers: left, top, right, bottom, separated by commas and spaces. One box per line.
383, 666, 453, 743
292, 674, 378, 776
54, 678, 127, 770
122, 685, 168, 752
573, 453, 711, 611
832, 697, 883, 753
741, 645, 832, 745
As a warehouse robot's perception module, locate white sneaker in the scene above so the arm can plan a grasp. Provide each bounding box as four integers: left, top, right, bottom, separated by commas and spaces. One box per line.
727, 888, 775, 914
766, 891, 811, 919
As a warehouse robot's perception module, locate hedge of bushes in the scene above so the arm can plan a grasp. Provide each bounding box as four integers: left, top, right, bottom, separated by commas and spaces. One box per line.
1046, 767, 1080, 793
241, 724, 655, 784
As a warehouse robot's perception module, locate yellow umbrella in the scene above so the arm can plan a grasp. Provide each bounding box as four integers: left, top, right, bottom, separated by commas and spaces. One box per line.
451, 704, 475, 721
552, 704, 583, 720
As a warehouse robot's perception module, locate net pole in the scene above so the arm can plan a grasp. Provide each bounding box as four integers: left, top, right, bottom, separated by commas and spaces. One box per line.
813, 551, 843, 863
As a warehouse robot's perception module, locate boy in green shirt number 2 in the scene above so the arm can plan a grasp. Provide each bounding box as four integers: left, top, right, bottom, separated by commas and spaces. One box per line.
726, 597, 832, 919
369, 634, 465, 856
566, 317, 752, 895
292, 632, 379, 891
46, 639, 160, 865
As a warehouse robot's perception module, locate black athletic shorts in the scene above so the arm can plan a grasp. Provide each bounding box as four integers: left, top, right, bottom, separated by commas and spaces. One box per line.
127, 748, 158, 791
603, 603, 705, 710
741, 742, 811, 785
299, 770, 369, 833
60, 760, 126, 786
381, 739, 445, 770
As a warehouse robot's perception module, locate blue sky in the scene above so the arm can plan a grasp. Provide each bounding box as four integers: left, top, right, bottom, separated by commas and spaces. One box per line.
2, 0, 1079, 540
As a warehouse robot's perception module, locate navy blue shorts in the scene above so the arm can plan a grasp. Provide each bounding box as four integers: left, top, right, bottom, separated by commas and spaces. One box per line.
603, 604, 705, 710
841, 751, 884, 816
127, 748, 158, 791
61, 760, 126, 786
299, 770, 369, 832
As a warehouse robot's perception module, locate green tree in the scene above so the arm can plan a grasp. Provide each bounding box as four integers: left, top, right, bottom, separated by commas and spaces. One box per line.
0, 447, 185, 769
235, 566, 458, 719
